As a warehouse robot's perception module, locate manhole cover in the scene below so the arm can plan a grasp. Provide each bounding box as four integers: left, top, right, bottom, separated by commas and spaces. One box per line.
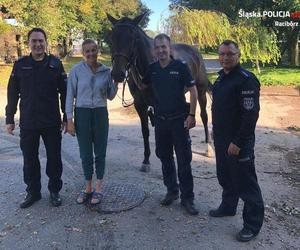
86, 182, 145, 213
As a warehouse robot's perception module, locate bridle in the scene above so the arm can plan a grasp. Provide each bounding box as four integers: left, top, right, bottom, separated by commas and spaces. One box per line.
111, 23, 140, 107
111, 23, 139, 70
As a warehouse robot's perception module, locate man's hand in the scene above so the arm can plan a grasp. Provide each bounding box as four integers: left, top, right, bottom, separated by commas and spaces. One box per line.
184, 115, 196, 129
6, 124, 15, 135
61, 122, 67, 134
227, 142, 240, 156
67, 120, 76, 136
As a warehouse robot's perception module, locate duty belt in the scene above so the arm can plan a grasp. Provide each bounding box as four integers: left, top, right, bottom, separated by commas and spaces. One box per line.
156, 113, 186, 121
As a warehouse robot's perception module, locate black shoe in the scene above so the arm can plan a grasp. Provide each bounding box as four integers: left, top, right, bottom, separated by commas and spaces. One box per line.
181, 200, 199, 215
20, 193, 42, 209
209, 207, 236, 217
236, 227, 258, 242
160, 192, 179, 206
50, 192, 62, 207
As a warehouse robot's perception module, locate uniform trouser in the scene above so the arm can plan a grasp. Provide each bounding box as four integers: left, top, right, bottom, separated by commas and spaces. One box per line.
20, 126, 63, 195
155, 117, 194, 201
214, 137, 264, 234
75, 107, 109, 180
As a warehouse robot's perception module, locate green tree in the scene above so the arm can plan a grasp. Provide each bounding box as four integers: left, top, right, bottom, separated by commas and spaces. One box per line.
165, 8, 231, 49
0, 19, 11, 34
0, 0, 66, 52
0, 0, 150, 56
170, 0, 300, 66
165, 7, 280, 72
232, 20, 280, 73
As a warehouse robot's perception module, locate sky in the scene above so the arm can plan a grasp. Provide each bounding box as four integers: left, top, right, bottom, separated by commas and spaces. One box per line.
143, 0, 170, 31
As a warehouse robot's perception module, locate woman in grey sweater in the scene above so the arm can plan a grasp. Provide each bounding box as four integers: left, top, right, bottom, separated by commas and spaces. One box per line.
66, 39, 118, 204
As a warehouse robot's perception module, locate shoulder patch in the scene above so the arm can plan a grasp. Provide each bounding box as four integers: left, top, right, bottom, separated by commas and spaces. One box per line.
243, 97, 255, 110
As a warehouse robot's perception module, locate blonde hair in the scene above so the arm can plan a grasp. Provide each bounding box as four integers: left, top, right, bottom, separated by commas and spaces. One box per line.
82, 39, 97, 51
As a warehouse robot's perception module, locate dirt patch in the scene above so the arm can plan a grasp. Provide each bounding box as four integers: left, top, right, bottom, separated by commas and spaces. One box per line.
0, 85, 300, 249
285, 147, 300, 187
261, 86, 300, 132
261, 86, 300, 96
110, 105, 137, 118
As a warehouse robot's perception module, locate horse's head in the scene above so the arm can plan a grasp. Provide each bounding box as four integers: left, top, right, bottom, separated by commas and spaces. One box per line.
107, 13, 147, 82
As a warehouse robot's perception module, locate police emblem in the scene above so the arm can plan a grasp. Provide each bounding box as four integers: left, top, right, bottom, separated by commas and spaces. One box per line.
243, 97, 254, 110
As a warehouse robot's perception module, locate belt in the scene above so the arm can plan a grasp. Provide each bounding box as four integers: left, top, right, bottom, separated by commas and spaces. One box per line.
156, 113, 186, 121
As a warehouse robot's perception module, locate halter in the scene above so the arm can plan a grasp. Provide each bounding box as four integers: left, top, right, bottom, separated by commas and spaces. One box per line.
111, 23, 141, 107
111, 23, 139, 71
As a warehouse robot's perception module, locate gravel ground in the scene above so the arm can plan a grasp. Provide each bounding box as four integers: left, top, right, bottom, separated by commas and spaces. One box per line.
0, 85, 299, 250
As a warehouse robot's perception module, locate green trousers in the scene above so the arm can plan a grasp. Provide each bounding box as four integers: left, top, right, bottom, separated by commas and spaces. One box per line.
75, 107, 109, 180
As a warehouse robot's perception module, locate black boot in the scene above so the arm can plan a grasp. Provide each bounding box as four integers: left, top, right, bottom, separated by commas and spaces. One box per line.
209, 206, 236, 217
20, 193, 42, 209
160, 192, 179, 206
50, 192, 62, 207
181, 200, 199, 215
236, 227, 258, 242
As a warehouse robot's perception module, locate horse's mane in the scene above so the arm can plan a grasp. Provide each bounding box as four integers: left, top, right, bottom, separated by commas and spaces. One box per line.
116, 17, 153, 42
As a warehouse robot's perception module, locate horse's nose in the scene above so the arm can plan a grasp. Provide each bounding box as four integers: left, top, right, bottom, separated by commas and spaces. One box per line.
112, 70, 126, 82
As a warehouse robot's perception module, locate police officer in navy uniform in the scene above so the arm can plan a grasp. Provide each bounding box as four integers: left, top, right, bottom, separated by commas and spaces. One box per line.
5, 28, 67, 208
143, 34, 199, 215
210, 40, 264, 241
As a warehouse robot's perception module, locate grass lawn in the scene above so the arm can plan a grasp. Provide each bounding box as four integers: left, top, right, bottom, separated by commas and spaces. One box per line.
251, 67, 300, 86
1, 55, 299, 87
208, 66, 300, 86
0, 64, 13, 86
62, 54, 112, 73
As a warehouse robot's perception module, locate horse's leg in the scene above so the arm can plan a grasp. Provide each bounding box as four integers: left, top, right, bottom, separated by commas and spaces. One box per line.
127, 77, 151, 171
197, 86, 214, 157
134, 94, 151, 172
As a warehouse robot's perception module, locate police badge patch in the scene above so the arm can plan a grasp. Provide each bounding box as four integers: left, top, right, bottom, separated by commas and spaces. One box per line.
243, 97, 254, 110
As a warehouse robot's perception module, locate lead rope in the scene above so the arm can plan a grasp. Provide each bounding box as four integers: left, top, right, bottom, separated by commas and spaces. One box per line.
117, 71, 135, 108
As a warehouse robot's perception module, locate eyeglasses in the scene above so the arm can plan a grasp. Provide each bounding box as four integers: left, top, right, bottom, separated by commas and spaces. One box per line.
219, 52, 238, 57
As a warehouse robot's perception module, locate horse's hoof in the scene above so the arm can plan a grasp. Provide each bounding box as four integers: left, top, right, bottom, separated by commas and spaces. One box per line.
140, 163, 150, 172
206, 143, 215, 158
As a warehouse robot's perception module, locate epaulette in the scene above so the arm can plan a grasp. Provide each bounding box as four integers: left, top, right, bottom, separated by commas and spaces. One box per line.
239, 68, 260, 85
48, 54, 61, 69
239, 69, 250, 78
16, 56, 28, 62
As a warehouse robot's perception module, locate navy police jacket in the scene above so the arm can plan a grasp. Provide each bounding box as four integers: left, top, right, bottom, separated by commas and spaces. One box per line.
212, 64, 260, 147
5, 54, 67, 129
143, 59, 195, 117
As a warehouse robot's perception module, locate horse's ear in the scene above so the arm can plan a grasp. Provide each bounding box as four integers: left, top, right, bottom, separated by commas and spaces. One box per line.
107, 13, 118, 25
132, 12, 147, 26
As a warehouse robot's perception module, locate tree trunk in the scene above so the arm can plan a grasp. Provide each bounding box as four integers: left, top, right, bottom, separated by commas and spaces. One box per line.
256, 56, 261, 74
288, 31, 299, 66
62, 38, 68, 58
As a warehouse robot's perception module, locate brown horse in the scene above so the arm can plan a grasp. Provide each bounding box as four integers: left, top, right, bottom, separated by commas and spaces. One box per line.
108, 13, 213, 171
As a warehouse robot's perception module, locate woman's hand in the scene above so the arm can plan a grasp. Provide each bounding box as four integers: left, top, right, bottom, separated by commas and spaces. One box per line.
67, 120, 76, 136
